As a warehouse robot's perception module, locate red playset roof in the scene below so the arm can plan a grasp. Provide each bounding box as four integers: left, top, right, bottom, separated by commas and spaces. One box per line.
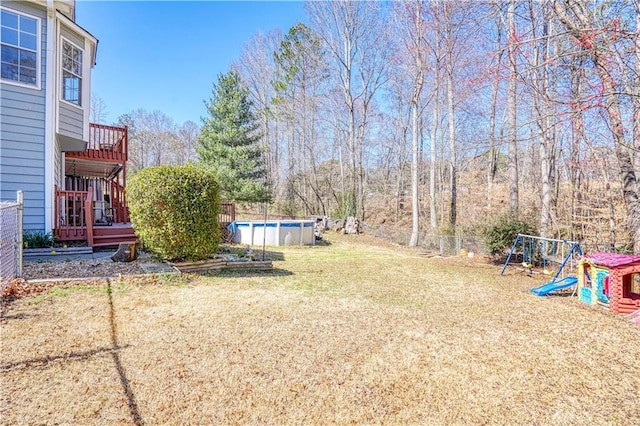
583, 252, 640, 268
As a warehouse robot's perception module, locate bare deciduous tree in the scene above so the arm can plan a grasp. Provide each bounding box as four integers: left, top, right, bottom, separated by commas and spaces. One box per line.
554, 0, 640, 251
232, 30, 283, 197
507, 0, 520, 216
307, 0, 388, 220
90, 94, 108, 124
391, 0, 428, 246
118, 109, 194, 175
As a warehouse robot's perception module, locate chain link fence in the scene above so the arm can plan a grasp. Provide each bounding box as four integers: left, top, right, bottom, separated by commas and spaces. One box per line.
1, 193, 23, 291
362, 223, 487, 256
363, 223, 414, 246
421, 234, 487, 256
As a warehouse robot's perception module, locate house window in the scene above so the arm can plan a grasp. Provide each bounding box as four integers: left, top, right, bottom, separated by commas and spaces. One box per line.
62, 40, 82, 105
0, 8, 38, 87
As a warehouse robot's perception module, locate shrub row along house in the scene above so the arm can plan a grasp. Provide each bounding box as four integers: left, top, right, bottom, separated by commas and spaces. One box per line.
0, 0, 136, 247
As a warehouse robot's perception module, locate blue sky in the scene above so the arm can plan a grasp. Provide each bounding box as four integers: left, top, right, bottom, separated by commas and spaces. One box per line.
76, 1, 306, 126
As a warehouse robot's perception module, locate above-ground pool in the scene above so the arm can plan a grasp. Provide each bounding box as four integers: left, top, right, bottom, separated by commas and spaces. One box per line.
232, 220, 316, 246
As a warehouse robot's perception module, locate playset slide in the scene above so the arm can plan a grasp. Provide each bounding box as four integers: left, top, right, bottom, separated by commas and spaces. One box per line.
628, 309, 640, 324
531, 276, 578, 297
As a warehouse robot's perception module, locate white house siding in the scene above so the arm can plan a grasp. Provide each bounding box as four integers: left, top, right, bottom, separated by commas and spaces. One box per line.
0, 2, 47, 232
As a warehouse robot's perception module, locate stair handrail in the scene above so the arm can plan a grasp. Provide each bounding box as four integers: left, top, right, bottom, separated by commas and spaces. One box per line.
84, 187, 94, 247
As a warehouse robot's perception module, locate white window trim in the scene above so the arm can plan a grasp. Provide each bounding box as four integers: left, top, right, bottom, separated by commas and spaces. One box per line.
59, 35, 83, 110
0, 6, 41, 90
81, 36, 91, 141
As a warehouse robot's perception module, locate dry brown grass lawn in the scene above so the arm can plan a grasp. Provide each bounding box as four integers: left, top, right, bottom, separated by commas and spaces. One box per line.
1, 233, 639, 425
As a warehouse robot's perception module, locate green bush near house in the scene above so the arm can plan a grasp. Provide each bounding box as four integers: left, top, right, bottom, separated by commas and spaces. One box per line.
482, 214, 537, 256
127, 165, 222, 261
23, 230, 55, 248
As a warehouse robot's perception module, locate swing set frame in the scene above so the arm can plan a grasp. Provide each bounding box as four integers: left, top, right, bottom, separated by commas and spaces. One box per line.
500, 234, 583, 282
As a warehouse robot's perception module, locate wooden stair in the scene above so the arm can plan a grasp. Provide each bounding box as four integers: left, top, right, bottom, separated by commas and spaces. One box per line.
92, 223, 138, 247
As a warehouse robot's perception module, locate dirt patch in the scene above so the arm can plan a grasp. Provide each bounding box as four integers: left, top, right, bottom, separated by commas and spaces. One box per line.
22, 256, 169, 281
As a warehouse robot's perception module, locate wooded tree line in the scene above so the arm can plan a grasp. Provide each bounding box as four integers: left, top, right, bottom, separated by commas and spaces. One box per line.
120, 0, 640, 252
92, 97, 200, 175
115, 110, 199, 173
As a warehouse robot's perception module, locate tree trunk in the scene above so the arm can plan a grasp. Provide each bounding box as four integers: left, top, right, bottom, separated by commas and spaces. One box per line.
487, 5, 503, 211
598, 67, 640, 251
356, 120, 366, 222
554, 0, 640, 252
429, 40, 440, 232
409, 91, 423, 246
603, 166, 616, 251
633, 9, 640, 184
507, 0, 519, 216
409, 1, 425, 247
531, 2, 554, 238
569, 55, 585, 242
447, 54, 456, 230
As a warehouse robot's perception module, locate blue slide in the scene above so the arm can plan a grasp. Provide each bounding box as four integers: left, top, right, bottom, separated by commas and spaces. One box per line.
531, 276, 578, 297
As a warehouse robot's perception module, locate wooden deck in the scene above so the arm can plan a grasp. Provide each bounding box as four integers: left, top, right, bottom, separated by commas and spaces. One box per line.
93, 222, 137, 247
56, 120, 234, 248
54, 187, 236, 247
65, 123, 128, 164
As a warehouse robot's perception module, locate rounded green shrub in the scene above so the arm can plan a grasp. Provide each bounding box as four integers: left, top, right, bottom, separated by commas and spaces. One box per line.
127, 165, 221, 261
482, 214, 537, 256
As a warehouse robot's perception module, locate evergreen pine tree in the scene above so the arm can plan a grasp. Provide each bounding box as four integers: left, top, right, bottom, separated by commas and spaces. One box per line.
197, 70, 271, 202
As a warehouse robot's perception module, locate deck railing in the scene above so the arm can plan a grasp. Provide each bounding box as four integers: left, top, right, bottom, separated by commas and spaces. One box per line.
219, 202, 236, 224
109, 180, 129, 223
84, 189, 94, 246
66, 123, 128, 163
54, 186, 89, 241
89, 123, 127, 158
56, 186, 234, 244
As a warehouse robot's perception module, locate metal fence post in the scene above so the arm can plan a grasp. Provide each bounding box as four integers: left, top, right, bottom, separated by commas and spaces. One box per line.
17, 190, 23, 277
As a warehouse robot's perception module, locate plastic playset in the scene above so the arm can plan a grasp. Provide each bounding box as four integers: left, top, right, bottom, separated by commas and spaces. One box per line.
501, 234, 640, 322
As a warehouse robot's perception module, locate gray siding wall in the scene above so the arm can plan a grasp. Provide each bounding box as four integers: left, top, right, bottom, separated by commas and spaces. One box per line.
58, 102, 83, 139
0, 2, 47, 232
58, 26, 84, 139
